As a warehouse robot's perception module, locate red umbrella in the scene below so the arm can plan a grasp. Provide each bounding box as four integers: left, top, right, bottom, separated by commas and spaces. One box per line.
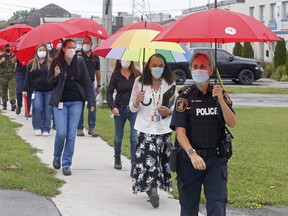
0, 38, 8, 47
23, 94, 29, 120
15, 22, 84, 65
114, 21, 165, 33
0, 24, 33, 42
65, 17, 109, 39
154, 8, 279, 43
154, 7, 280, 84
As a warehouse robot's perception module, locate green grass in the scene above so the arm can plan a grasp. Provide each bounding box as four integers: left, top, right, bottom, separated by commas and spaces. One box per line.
1, 105, 288, 207
0, 112, 64, 196
95, 106, 288, 208
224, 87, 288, 94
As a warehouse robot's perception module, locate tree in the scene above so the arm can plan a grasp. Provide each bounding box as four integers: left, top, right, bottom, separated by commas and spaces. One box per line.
233, 42, 242, 56
274, 37, 286, 70
242, 42, 254, 58
8, 8, 37, 23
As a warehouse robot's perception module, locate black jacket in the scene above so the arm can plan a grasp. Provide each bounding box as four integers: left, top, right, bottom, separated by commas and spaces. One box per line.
47, 55, 95, 108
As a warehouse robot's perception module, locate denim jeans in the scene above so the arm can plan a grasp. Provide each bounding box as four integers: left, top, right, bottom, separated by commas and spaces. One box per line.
53, 101, 82, 168
78, 83, 97, 130
113, 105, 137, 164
31, 91, 53, 132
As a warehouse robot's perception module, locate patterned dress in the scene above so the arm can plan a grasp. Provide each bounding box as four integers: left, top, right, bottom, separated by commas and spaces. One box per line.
132, 132, 173, 193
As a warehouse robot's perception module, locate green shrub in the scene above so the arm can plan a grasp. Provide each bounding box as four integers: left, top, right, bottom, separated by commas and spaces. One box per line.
233, 42, 242, 56
274, 37, 286, 70
280, 74, 288, 81
271, 65, 285, 81
261, 62, 274, 78
242, 42, 254, 58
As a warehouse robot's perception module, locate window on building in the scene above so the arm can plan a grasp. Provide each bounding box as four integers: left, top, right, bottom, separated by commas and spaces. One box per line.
259, 5, 265, 22
270, 3, 276, 21
283, 1, 288, 19
249, 7, 255, 17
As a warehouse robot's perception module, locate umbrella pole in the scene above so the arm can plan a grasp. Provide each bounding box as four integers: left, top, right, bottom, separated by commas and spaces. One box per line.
141, 48, 152, 106
214, 39, 218, 84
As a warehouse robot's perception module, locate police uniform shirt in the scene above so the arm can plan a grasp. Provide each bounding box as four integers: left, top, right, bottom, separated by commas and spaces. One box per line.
170, 84, 234, 149
81, 50, 100, 82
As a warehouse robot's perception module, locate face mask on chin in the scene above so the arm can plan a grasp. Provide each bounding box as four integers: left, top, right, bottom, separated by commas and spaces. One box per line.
82, 44, 91, 52
191, 69, 209, 86
151, 67, 164, 79
65, 48, 75, 59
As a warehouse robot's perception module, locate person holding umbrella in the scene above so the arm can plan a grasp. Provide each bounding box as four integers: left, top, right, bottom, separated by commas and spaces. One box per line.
22, 44, 53, 136
170, 52, 236, 216
129, 53, 176, 208
47, 39, 95, 176
107, 60, 141, 174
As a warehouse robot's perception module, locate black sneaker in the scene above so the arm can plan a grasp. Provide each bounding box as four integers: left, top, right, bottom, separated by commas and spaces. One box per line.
15, 107, 21, 115
11, 104, 16, 111
114, 155, 122, 169
53, 158, 61, 169
62, 167, 71, 176
149, 194, 160, 208
2, 102, 7, 110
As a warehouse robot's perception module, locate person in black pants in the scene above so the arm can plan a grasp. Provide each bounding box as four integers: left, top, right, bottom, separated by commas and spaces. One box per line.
15, 60, 31, 115
170, 52, 236, 216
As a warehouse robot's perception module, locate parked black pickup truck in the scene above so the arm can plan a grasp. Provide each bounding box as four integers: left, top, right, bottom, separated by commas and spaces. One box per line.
168, 47, 264, 85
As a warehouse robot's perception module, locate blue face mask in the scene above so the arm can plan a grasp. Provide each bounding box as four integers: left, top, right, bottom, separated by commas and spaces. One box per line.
151, 67, 164, 79
191, 69, 209, 86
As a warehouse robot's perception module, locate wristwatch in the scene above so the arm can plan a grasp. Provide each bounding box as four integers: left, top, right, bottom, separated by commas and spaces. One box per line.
186, 147, 196, 156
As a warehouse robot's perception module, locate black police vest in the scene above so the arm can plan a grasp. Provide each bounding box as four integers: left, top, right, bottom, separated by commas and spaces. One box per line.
185, 89, 225, 149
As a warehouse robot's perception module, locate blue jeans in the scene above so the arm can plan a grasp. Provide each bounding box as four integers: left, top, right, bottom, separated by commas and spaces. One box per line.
113, 105, 137, 164
78, 83, 97, 130
53, 101, 82, 168
31, 91, 53, 132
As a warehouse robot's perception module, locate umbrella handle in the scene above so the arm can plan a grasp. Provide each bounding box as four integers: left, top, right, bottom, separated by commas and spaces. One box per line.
141, 98, 152, 106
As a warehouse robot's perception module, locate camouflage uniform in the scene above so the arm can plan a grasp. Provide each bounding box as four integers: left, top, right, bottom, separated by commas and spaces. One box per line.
0, 53, 16, 110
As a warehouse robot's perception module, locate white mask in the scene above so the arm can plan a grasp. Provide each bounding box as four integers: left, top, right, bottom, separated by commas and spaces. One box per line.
82, 44, 91, 52
191, 69, 209, 86
151, 67, 164, 79
121, 60, 131, 69
46, 44, 52, 51
37, 50, 47, 59
56, 43, 62, 49
65, 48, 75, 59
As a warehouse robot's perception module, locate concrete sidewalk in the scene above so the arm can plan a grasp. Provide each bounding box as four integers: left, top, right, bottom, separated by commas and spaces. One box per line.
1, 109, 193, 216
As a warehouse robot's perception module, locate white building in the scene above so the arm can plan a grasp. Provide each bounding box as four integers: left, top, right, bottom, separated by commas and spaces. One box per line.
183, 0, 288, 63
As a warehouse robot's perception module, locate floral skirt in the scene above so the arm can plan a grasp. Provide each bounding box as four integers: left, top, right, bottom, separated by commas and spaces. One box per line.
132, 132, 173, 194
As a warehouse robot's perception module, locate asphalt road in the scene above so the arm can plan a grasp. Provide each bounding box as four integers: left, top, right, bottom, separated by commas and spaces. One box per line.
183, 78, 288, 108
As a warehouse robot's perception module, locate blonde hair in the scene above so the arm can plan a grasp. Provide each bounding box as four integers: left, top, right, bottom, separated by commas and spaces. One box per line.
30, 44, 51, 72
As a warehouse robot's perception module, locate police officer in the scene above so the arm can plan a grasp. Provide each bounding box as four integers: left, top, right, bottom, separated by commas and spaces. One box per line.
0, 44, 16, 111
170, 52, 236, 216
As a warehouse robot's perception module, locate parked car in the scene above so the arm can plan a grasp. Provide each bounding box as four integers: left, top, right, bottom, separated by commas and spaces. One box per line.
167, 62, 191, 85
168, 47, 264, 85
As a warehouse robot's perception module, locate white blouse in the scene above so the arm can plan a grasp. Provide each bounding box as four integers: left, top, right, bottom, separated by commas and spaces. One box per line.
129, 76, 177, 135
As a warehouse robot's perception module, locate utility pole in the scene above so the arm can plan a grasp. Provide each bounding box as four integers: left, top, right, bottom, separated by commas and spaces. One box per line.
101, 0, 112, 104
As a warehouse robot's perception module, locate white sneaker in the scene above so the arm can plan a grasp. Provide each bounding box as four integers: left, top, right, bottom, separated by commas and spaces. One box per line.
34, 129, 42, 136
42, 132, 50, 137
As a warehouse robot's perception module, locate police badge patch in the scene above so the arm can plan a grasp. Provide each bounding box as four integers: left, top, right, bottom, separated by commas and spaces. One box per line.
176, 98, 188, 112
223, 91, 232, 105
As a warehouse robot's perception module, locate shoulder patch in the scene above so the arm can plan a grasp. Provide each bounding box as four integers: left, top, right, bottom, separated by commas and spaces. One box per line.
176, 98, 188, 112
223, 91, 232, 105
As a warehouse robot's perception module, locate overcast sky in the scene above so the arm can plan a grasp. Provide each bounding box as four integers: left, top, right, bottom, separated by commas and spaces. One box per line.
0, 0, 210, 20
